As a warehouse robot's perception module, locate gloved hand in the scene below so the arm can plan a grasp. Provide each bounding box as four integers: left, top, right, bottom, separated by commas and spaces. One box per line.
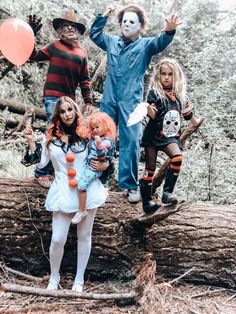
27, 14, 42, 35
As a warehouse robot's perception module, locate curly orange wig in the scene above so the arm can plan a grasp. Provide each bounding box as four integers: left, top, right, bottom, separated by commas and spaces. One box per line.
46, 96, 89, 147
88, 112, 117, 141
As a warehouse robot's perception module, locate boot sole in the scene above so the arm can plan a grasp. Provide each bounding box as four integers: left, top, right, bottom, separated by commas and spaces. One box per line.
143, 204, 161, 214
162, 200, 178, 205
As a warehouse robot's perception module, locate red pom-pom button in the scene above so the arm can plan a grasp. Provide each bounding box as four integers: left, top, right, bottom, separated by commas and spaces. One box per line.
68, 168, 76, 177
66, 152, 75, 163
69, 178, 78, 188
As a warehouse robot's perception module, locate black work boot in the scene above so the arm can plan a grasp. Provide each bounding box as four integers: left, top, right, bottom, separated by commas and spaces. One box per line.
161, 168, 179, 205
139, 179, 160, 214
162, 192, 178, 204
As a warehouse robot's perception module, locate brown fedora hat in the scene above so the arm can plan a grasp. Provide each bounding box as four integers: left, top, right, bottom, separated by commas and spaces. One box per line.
52, 12, 86, 35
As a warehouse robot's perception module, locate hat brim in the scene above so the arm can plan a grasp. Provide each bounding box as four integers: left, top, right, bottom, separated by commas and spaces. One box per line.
52, 18, 86, 35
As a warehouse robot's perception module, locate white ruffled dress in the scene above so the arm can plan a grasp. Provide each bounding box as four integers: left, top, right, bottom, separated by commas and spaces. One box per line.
37, 136, 108, 213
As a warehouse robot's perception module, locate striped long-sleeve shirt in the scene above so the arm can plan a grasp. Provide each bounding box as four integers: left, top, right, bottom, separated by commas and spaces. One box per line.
30, 39, 92, 104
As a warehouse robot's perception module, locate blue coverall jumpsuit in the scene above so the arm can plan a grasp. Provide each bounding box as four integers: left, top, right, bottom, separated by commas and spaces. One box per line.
90, 14, 175, 190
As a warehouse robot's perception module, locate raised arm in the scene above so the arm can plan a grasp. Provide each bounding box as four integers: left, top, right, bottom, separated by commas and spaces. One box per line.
24, 124, 37, 152
26, 14, 50, 62
89, 7, 115, 51
146, 15, 182, 57
22, 125, 50, 168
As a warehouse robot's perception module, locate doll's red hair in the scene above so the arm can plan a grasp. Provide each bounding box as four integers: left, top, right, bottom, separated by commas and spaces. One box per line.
88, 112, 116, 141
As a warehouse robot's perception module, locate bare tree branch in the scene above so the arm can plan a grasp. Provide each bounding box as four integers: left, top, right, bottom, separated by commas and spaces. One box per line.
1, 283, 137, 301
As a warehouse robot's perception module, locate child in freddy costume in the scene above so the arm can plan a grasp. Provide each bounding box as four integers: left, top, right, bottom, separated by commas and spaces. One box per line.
22, 96, 108, 292
140, 58, 201, 213
71, 112, 116, 224
90, 5, 181, 203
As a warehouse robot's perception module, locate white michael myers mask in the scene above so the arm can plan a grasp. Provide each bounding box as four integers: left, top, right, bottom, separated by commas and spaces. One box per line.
121, 12, 141, 39
162, 110, 180, 138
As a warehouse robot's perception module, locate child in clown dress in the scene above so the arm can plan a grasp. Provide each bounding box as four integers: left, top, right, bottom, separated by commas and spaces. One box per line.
140, 58, 201, 214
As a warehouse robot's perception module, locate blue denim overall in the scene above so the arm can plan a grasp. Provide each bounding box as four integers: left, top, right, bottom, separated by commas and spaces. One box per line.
90, 15, 175, 190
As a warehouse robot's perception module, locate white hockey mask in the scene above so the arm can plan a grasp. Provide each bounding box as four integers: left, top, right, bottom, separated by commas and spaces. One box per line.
121, 12, 141, 39
162, 110, 180, 138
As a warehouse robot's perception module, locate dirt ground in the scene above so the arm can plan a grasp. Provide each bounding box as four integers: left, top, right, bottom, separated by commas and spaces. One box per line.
1, 275, 236, 314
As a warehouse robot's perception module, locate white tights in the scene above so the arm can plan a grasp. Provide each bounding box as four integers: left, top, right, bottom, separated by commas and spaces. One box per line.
49, 208, 97, 286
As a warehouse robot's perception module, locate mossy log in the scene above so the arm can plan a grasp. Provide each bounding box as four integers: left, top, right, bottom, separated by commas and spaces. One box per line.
0, 177, 235, 289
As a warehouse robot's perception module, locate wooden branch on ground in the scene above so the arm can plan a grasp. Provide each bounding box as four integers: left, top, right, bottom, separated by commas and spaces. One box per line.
0, 98, 46, 121
169, 267, 195, 285
0, 263, 44, 282
191, 288, 233, 299
0, 138, 28, 146
152, 117, 205, 193
0, 135, 42, 147
4, 118, 45, 132
0, 283, 137, 301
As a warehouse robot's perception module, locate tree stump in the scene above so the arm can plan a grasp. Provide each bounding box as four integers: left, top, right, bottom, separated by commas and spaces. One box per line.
0, 177, 235, 289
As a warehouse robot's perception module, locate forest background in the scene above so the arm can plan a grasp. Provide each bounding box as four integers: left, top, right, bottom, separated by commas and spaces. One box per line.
0, 0, 236, 205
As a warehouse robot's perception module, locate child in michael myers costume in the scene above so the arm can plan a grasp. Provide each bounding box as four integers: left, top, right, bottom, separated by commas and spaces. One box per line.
90, 5, 181, 203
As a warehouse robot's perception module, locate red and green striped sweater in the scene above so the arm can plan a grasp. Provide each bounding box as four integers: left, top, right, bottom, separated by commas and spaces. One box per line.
30, 39, 92, 105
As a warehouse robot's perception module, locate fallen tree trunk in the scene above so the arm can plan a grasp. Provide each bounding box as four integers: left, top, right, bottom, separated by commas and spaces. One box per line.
0, 177, 235, 289
0, 98, 46, 121
4, 118, 45, 132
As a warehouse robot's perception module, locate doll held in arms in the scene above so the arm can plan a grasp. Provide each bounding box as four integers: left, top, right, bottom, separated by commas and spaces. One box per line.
140, 58, 202, 214
71, 112, 116, 224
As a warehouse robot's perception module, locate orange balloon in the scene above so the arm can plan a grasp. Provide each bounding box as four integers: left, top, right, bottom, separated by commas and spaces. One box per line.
69, 178, 78, 188
0, 18, 34, 66
66, 152, 75, 163
68, 168, 77, 177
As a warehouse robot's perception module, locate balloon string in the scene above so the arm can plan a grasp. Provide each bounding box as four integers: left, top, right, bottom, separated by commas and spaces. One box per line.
18, 67, 29, 120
